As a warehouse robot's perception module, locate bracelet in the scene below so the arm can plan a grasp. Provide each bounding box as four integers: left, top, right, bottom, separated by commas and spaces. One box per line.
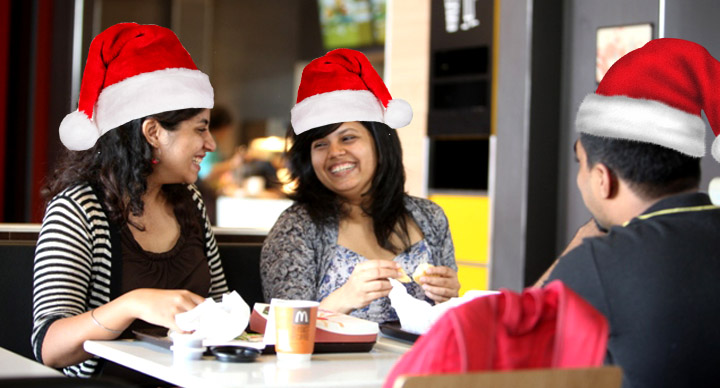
90, 309, 123, 334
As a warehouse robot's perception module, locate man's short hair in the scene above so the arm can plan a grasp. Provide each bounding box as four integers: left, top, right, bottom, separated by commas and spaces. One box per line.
579, 132, 701, 200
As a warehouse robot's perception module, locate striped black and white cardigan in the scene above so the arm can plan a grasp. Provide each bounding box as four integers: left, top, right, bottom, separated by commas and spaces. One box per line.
31, 183, 229, 377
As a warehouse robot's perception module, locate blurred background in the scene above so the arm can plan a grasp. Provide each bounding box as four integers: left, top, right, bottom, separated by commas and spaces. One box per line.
1, 0, 719, 291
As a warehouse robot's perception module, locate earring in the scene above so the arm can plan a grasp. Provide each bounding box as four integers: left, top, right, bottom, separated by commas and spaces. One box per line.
151, 144, 160, 165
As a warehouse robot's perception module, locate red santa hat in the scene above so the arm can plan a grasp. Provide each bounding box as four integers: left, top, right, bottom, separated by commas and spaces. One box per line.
291, 48, 412, 135
59, 23, 213, 151
576, 38, 720, 161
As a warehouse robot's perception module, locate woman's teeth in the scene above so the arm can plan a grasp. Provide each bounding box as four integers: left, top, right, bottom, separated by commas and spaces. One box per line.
331, 163, 355, 173
192, 156, 202, 164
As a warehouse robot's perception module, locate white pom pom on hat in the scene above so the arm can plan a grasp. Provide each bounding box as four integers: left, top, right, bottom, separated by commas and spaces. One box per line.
59, 111, 102, 151
60, 22, 213, 151
384, 98, 413, 129
291, 48, 413, 135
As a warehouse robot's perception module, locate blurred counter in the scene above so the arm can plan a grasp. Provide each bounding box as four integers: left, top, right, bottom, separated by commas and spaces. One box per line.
215, 196, 293, 232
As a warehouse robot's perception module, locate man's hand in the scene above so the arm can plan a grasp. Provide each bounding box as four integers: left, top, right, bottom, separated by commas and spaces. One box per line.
534, 218, 607, 287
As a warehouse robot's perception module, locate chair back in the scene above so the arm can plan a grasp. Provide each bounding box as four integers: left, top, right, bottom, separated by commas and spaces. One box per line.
394, 366, 623, 388
383, 281, 611, 388
0, 241, 37, 359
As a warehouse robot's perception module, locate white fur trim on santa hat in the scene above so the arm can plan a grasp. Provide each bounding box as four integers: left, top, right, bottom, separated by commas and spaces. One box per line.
576, 93, 706, 158
291, 90, 385, 135
59, 110, 102, 151
60, 68, 213, 150
384, 99, 413, 129
95, 68, 213, 135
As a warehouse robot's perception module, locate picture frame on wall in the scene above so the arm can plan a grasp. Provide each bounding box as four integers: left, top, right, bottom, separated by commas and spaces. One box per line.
596, 23, 653, 83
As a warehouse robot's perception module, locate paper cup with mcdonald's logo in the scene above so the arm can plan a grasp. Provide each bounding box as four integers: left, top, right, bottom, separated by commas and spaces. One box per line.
272, 299, 319, 362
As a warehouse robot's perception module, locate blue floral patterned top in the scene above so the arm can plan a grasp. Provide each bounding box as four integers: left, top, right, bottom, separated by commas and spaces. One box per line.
317, 239, 432, 322
261, 195, 457, 323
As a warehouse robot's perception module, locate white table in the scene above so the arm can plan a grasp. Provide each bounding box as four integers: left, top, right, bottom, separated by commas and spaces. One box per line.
84, 336, 410, 388
0, 346, 64, 378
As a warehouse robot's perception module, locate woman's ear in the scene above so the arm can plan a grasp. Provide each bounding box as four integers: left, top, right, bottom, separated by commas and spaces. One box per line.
141, 118, 161, 148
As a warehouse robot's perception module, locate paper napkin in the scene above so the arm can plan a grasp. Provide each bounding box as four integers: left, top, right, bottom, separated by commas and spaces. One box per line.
174, 290, 250, 343
388, 278, 499, 334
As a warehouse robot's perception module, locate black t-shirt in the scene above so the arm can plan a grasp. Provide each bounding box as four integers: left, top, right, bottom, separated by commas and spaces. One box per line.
548, 192, 720, 388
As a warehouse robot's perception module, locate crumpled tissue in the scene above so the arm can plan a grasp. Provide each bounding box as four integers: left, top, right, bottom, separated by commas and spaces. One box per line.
174, 290, 250, 343
388, 278, 499, 335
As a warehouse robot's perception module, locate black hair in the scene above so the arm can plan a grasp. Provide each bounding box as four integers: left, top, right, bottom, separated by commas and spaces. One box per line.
579, 132, 701, 200
287, 121, 411, 253
43, 108, 205, 232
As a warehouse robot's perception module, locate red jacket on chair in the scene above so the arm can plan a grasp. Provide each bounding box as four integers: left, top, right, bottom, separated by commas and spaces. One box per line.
383, 280, 609, 388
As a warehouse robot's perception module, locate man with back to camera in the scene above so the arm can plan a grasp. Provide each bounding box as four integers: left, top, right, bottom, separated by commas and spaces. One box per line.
536, 38, 720, 388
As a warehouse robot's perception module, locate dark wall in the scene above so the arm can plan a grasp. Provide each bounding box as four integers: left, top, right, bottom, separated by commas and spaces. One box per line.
85, 0, 326, 143
491, 0, 564, 290
556, 0, 658, 247
663, 0, 720, 199
212, 0, 325, 126
523, 0, 564, 286
1, 0, 75, 223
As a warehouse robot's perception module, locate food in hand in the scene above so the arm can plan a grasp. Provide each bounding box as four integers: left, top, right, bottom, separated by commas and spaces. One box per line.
396, 267, 412, 283
412, 262, 435, 284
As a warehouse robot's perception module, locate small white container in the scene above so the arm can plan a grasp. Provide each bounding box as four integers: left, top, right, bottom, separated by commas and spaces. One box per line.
170, 332, 206, 361
170, 332, 203, 348
171, 345, 206, 361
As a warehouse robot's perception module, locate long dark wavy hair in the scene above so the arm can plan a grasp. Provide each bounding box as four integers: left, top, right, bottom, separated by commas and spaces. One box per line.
43, 108, 204, 232
287, 121, 411, 254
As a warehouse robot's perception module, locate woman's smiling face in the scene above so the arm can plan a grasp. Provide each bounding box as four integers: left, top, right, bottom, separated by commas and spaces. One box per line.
154, 109, 215, 184
310, 121, 377, 203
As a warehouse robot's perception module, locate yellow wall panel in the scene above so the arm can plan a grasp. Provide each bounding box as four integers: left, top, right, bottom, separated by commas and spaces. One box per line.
429, 194, 490, 292
458, 264, 488, 295
429, 195, 489, 264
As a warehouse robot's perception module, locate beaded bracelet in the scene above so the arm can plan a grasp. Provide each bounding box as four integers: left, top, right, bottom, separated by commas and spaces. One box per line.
90, 309, 123, 334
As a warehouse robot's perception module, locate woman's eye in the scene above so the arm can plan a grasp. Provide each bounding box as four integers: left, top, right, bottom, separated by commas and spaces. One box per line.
342, 135, 356, 142
312, 142, 327, 149
197, 127, 208, 133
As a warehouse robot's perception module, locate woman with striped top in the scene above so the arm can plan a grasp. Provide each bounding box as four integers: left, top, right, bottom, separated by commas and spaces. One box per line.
32, 23, 228, 378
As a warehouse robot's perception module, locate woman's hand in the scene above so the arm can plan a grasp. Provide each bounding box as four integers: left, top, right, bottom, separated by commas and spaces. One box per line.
418, 266, 460, 303
42, 288, 205, 368
320, 260, 400, 314
126, 288, 206, 332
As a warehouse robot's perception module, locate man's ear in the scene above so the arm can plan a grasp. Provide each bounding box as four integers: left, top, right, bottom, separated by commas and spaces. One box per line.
592, 162, 617, 199
141, 118, 161, 148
